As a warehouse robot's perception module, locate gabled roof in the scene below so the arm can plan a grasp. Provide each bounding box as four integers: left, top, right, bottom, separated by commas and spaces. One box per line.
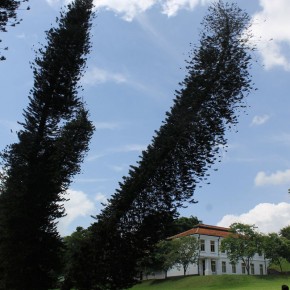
169, 224, 230, 239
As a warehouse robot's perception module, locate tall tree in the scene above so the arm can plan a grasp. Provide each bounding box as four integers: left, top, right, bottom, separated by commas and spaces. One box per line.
221, 223, 263, 275
78, 1, 254, 289
0, 0, 30, 60
0, 0, 94, 289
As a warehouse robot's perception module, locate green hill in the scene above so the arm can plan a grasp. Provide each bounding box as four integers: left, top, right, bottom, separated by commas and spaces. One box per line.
132, 275, 290, 290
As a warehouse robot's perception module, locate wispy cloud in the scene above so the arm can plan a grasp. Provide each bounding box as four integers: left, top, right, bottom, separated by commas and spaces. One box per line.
251, 0, 290, 71
251, 114, 270, 126
46, 0, 210, 21
108, 164, 129, 172
217, 202, 290, 233
82, 67, 127, 86
255, 169, 290, 186
57, 189, 95, 235
86, 144, 146, 162
271, 133, 290, 146
94, 121, 120, 130
75, 177, 110, 183
95, 192, 108, 204
111, 144, 147, 153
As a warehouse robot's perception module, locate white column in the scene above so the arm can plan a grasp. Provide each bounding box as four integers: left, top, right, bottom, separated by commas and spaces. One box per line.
204, 259, 212, 275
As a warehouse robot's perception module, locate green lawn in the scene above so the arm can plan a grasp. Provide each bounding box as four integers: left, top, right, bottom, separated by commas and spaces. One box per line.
131, 275, 290, 290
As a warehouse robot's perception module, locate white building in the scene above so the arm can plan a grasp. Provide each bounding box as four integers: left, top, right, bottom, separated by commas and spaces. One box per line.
147, 224, 268, 279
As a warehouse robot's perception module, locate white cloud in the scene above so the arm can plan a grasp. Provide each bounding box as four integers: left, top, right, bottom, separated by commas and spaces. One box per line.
161, 0, 211, 17
82, 67, 127, 86
46, 0, 209, 20
217, 202, 290, 234
57, 189, 95, 235
93, 0, 156, 21
255, 169, 290, 186
251, 114, 270, 126
251, 0, 290, 70
95, 192, 108, 204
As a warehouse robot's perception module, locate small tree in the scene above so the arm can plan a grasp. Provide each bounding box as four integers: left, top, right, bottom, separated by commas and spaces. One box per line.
221, 223, 263, 275
174, 236, 199, 276
154, 240, 179, 278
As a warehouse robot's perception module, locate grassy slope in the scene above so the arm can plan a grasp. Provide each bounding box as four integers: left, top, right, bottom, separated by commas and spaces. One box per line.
132, 275, 290, 290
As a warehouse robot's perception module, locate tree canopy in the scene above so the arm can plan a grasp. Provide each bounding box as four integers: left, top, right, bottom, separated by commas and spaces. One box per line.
174, 236, 199, 276
0, 0, 94, 289
221, 223, 263, 275
263, 232, 290, 272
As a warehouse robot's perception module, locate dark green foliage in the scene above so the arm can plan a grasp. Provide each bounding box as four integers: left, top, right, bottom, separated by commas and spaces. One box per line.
0, 0, 30, 60
76, 1, 254, 289
0, 0, 94, 289
263, 233, 290, 272
170, 216, 201, 236
280, 225, 290, 240
61, 227, 92, 290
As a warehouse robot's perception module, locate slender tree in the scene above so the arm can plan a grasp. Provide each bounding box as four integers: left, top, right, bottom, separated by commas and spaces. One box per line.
175, 236, 199, 276
77, 1, 255, 289
0, 0, 94, 289
0, 0, 30, 60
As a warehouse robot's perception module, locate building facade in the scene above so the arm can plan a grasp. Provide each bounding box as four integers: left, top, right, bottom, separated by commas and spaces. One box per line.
146, 224, 268, 279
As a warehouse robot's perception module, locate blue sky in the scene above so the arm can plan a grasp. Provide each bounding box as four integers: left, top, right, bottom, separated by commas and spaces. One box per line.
1, 0, 290, 236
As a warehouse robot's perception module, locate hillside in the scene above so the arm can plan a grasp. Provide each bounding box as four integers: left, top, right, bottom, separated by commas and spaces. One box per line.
132, 275, 290, 290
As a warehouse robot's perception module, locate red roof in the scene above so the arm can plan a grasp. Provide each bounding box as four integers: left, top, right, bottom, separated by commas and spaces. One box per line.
169, 224, 230, 239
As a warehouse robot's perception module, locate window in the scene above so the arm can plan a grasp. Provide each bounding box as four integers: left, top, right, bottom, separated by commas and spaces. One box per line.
231, 263, 236, 274
259, 264, 263, 275
222, 261, 226, 273
251, 263, 255, 275
210, 240, 215, 252
211, 260, 216, 273
200, 239, 205, 251
241, 263, 246, 274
